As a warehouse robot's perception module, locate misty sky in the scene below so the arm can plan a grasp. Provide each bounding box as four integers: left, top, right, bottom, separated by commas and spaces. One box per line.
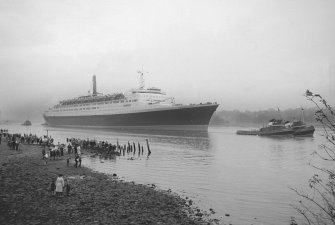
0, 0, 334, 121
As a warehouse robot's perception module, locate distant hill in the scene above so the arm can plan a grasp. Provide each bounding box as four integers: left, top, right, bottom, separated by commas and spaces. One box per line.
210, 107, 319, 126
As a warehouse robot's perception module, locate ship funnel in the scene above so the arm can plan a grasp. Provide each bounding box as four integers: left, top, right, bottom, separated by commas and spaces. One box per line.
92, 75, 97, 95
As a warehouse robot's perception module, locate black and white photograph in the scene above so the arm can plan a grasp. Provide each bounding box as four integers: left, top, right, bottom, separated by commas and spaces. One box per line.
0, 0, 334, 224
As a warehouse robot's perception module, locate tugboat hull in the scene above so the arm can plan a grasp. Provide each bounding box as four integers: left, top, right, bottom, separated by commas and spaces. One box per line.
259, 129, 294, 136
293, 125, 315, 136
259, 122, 294, 136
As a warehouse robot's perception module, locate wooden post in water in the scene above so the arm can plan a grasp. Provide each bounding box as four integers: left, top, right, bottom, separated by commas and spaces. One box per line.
133, 142, 136, 154
146, 139, 151, 156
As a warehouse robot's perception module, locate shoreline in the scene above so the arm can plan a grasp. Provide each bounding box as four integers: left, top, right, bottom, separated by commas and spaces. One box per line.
0, 140, 218, 225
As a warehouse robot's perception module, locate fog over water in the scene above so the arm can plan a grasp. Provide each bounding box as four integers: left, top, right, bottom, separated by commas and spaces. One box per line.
0, 0, 335, 121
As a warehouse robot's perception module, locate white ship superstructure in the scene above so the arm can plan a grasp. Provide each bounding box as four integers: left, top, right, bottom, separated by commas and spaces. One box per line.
45, 73, 177, 116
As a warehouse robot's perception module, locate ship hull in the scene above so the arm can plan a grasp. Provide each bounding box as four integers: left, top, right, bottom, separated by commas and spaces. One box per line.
293, 126, 315, 136
259, 130, 294, 136
43, 104, 219, 131
259, 126, 294, 136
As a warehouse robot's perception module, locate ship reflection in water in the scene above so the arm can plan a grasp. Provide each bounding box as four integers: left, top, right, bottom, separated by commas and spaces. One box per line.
104, 128, 211, 150
75, 126, 209, 139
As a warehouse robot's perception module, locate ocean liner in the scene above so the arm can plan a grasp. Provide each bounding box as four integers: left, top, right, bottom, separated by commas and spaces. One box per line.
43, 72, 219, 130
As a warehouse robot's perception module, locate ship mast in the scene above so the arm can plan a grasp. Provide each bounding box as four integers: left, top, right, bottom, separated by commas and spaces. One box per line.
137, 66, 148, 90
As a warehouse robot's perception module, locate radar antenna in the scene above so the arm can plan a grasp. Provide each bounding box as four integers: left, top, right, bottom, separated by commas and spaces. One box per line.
137, 66, 148, 89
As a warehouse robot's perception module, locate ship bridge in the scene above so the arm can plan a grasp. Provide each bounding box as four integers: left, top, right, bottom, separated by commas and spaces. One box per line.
130, 87, 165, 95
126, 86, 174, 106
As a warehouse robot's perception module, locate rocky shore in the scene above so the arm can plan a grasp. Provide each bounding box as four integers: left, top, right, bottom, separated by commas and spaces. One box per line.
0, 140, 218, 225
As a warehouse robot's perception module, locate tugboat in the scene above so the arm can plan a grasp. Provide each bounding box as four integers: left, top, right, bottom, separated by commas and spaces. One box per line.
259, 119, 294, 136
22, 120, 32, 126
236, 108, 315, 137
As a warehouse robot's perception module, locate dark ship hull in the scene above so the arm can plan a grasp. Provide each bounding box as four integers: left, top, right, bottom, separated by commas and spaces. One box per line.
292, 125, 315, 136
259, 128, 294, 136
290, 120, 315, 136
43, 104, 219, 131
259, 124, 294, 136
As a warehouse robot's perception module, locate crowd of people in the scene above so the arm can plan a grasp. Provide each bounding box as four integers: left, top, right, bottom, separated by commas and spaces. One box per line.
0, 129, 151, 161
1, 129, 152, 199
65, 137, 151, 159
0, 131, 53, 151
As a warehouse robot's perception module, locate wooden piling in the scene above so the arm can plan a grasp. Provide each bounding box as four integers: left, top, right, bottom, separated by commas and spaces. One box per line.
146, 139, 151, 155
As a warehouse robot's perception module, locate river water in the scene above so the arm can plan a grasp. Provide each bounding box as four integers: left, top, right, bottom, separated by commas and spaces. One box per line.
1, 123, 327, 225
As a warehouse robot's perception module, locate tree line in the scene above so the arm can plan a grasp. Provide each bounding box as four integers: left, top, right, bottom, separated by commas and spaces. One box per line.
210, 107, 320, 126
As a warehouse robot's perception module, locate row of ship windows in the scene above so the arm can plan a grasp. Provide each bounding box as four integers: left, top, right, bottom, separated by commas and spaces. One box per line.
53, 107, 100, 112
57, 99, 139, 109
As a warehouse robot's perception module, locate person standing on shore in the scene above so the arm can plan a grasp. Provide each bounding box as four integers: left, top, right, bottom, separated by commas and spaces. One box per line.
77, 145, 81, 155
74, 145, 77, 155
67, 143, 72, 154
50, 179, 56, 196
60, 145, 64, 156
15, 138, 19, 151
55, 174, 64, 197
74, 154, 79, 168
44, 152, 49, 164
65, 179, 71, 196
